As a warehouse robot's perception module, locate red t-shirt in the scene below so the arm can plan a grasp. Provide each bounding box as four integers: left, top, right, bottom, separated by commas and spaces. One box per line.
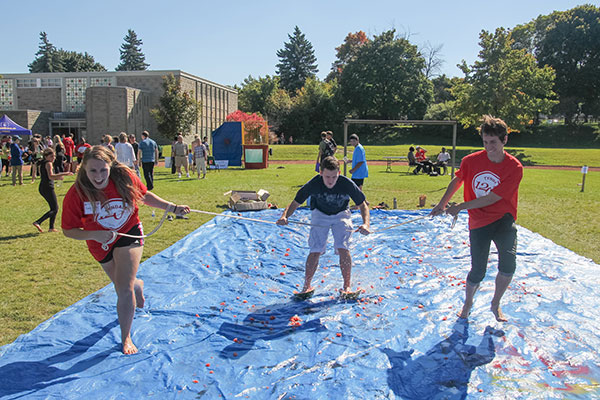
75, 143, 92, 158
63, 137, 75, 156
455, 150, 523, 230
416, 149, 427, 162
61, 173, 147, 261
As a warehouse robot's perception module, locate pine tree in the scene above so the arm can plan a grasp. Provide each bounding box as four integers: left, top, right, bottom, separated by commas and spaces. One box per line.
116, 29, 149, 71
28, 32, 64, 72
276, 26, 318, 94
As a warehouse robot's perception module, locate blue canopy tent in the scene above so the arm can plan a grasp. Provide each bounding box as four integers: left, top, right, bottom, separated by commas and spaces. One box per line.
211, 121, 242, 167
0, 115, 32, 136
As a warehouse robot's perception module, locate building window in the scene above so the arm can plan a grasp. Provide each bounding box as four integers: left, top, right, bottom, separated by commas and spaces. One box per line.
16, 78, 38, 88
40, 78, 61, 87
0, 79, 14, 109
65, 77, 88, 112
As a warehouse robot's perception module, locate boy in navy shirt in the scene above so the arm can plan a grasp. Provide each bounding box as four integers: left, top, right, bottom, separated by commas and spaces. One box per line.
277, 156, 370, 297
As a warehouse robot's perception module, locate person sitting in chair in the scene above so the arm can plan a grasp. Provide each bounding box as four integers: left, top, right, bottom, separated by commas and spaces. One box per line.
434, 147, 451, 175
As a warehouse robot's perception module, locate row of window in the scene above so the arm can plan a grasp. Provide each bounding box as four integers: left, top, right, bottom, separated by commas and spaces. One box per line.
16, 78, 62, 88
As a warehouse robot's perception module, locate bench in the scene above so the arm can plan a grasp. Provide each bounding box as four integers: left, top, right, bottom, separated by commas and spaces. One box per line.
383, 156, 408, 172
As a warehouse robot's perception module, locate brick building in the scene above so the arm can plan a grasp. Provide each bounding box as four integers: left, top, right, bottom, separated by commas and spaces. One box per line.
0, 70, 238, 145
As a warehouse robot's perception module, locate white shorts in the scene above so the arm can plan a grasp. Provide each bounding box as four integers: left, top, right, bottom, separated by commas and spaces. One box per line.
308, 208, 353, 254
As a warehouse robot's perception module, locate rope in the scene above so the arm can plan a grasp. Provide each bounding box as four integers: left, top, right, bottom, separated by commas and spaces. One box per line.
100, 208, 431, 248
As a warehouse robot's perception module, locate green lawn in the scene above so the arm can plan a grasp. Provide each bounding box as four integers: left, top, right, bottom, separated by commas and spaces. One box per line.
0, 158, 598, 346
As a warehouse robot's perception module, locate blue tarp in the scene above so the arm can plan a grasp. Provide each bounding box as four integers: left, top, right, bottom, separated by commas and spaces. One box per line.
212, 122, 242, 167
0, 115, 32, 136
1, 209, 599, 399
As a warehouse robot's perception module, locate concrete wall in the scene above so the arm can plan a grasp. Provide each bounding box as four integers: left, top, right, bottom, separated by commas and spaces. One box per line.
15, 88, 62, 111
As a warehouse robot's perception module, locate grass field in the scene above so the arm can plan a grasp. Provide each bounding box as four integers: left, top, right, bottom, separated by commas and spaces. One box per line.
0, 149, 598, 347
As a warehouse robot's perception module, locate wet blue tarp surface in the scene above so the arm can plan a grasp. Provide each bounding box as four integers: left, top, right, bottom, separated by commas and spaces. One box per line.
1, 209, 599, 399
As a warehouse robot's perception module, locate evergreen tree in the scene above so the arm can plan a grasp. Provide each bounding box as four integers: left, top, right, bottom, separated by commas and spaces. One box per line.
28, 32, 63, 72
57, 49, 106, 72
276, 26, 318, 94
116, 29, 149, 71
150, 74, 200, 140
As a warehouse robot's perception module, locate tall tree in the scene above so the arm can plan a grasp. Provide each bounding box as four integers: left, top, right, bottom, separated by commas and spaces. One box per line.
150, 74, 200, 139
422, 41, 445, 79
116, 29, 149, 71
452, 28, 557, 130
536, 5, 600, 123
276, 26, 318, 94
327, 31, 368, 81
338, 29, 433, 120
28, 32, 63, 72
57, 50, 106, 72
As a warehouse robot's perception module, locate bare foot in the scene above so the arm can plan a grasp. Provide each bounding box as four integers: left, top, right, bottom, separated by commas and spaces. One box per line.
122, 336, 138, 355
48, 228, 59, 233
32, 222, 43, 233
134, 279, 145, 308
458, 300, 473, 319
491, 303, 508, 322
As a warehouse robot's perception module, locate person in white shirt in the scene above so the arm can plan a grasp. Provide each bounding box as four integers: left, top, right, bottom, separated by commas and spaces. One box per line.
114, 132, 137, 169
435, 147, 451, 175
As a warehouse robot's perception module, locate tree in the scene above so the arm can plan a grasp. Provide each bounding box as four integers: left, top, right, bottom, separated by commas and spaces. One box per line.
338, 29, 433, 121
57, 50, 106, 72
237, 75, 280, 115
276, 26, 318, 94
281, 77, 340, 143
535, 5, 600, 123
150, 74, 200, 140
327, 31, 368, 81
28, 32, 63, 72
452, 28, 557, 131
264, 88, 292, 134
116, 29, 149, 71
422, 41, 445, 79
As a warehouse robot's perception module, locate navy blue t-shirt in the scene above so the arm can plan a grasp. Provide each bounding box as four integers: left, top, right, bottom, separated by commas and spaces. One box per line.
294, 174, 366, 215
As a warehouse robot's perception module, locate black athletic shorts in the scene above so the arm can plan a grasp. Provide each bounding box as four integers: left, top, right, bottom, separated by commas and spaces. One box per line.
99, 223, 144, 264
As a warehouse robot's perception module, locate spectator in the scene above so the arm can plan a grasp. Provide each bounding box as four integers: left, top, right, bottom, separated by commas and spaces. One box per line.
1, 136, 10, 177
202, 136, 210, 156
32, 148, 73, 233
29, 137, 43, 183
10, 136, 24, 186
413, 145, 434, 174
115, 132, 137, 170
192, 135, 208, 179
138, 130, 159, 190
128, 134, 141, 177
101, 135, 115, 153
62, 133, 75, 173
347, 134, 368, 191
434, 147, 451, 175
326, 131, 337, 155
53, 137, 66, 173
75, 138, 92, 171
173, 134, 190, 178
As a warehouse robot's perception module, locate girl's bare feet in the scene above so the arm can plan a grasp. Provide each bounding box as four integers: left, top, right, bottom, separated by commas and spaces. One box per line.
491, 302, 508, 322
122, 336, 138, 355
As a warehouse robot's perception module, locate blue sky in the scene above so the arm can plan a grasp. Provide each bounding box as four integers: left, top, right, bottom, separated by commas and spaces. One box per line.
0, 1, 587, 87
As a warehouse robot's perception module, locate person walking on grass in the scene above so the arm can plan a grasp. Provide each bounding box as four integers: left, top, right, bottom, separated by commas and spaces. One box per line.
61, 146, 191, 354
115, 132, 137, 170
33, 148, 73, 233
277, 156, 371, 298
346, 133, 368, 191
173, 134, 190, 179
430, 115, 523, 322
192, 135, 208, 179
138, 130, 158, 190
10, 136, 24, 186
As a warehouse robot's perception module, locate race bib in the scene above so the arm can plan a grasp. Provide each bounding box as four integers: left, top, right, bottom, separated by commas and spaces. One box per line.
472, 171, 500, 198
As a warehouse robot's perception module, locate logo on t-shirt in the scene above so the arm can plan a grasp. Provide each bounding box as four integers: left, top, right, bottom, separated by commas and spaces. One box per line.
472, 171, 500, 198
93, 199, 133, 230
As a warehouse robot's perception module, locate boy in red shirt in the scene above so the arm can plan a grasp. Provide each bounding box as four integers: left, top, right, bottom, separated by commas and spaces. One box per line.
62, 133, 75, 173
430, 115, 523, 322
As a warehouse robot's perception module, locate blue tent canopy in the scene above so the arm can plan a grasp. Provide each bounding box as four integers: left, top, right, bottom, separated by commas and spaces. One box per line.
211, 122, 242, 167
0, 115, 32, 136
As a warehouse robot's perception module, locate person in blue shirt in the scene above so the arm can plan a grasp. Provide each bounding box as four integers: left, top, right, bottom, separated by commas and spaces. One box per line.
137, 131, 159, 190
277, 156, 371, 298
10, 136, 24, 186
347, 134, 368, 191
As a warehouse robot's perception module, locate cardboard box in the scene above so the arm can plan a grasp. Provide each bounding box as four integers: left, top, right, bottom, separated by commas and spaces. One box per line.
224, 189, 270, 211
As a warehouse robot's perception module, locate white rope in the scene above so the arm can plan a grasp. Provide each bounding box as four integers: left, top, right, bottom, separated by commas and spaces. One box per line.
100, 208, 432, 248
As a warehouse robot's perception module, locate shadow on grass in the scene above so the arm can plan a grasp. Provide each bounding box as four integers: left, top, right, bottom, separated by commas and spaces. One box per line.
0, 232, 39, 241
